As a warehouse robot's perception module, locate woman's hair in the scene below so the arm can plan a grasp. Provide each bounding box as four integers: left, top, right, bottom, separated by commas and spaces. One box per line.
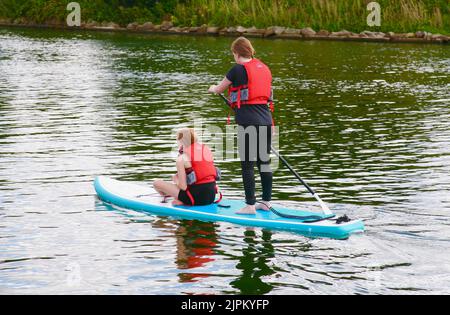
231, 37, 255, 59
177, 128, 198, 148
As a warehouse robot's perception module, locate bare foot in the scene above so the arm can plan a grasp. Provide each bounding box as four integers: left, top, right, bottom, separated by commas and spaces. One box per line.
172, 199, 185, 206
256, 201, 272, 211
236, 204, 257, 215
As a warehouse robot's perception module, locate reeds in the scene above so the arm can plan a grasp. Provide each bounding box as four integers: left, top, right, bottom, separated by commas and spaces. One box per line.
173, 0, 449, 34
0, 0, 448, 34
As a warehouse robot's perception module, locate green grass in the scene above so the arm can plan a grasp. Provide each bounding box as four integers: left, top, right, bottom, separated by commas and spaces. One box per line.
0, 0, 449, 35
174, 0, 450, 34
0, 0, 156, 25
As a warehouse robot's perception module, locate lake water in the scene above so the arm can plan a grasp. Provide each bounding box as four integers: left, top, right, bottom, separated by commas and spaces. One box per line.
0, 27, 449, 294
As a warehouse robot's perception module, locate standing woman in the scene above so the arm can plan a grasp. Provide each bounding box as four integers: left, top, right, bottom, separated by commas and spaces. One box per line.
208, 37, 273, 215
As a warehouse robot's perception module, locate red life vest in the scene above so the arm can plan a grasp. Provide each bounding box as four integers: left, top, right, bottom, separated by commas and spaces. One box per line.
184, 143, 217, 185
228, 58, 274, 112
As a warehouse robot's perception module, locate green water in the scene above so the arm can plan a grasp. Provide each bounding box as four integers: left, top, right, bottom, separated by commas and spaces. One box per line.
0, 26, 449, 294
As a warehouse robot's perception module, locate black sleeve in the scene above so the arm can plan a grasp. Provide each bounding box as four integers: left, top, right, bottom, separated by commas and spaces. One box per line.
226, 65, 238, 83
226, 64, 247, 87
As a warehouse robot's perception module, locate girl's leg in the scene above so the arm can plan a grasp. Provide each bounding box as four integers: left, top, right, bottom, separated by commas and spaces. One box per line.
153, 180, 181, 201
256, 162, 273, 210
256, 125, 273, 211
241, 160, 257, 205
237, 125, 258, 214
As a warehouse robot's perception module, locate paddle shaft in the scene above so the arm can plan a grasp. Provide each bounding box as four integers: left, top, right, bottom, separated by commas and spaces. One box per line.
270, 148, 315, 195
217, 93, 332, 215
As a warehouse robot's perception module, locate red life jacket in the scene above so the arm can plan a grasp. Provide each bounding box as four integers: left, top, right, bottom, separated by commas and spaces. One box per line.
228, 58, 274, 112
184, 143, 217, 185
182, 143, 223, 206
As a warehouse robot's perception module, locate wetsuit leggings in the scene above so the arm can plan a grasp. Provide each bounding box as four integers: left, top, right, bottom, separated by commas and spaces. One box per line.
238, 125, 273, 205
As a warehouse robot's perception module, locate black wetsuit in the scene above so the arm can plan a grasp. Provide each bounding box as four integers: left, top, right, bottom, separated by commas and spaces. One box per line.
226, 63, 273, 205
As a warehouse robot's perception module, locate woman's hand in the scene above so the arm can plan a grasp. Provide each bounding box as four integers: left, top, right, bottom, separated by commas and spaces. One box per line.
208, 78, 232, 94
172, 174, 179, 185
208, 85, 218, 94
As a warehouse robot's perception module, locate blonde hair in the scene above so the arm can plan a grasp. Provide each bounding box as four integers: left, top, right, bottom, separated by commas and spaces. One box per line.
176, 128, 198, 148
231, 37, 255, 59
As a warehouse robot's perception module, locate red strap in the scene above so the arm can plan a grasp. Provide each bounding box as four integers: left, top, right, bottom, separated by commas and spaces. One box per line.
237, 88, 241, 109
214, 185, 223, 204
270, 100, 275, 130
186, 189, 195, 206
215, 192, 223, 204
226, 89, 233, 124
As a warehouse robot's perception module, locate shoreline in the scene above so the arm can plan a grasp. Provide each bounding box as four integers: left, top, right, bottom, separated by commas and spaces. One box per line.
0, 21, 449, 45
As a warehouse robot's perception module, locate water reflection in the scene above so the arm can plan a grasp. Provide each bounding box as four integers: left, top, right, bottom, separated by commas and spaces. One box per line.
176, 221, 218, 283
1, 27, 450, 294
98, 198, 278, 294
228, 229, 275, 295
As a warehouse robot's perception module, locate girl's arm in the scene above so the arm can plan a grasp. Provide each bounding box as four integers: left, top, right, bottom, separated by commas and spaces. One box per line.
172, 174, 179, 185
208, 77, 232, 94
176, 155, 188, 191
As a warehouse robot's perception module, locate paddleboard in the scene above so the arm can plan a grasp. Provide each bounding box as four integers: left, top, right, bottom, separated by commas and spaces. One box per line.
94, 176, 364, 239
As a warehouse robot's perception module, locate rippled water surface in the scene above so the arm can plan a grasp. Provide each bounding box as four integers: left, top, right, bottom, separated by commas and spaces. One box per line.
1, 27, 449, 294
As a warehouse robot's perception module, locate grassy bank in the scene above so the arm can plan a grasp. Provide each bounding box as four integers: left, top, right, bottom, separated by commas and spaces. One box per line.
0, 0, 449, 35
0, 0, 157, 25
174, 0, 450, 34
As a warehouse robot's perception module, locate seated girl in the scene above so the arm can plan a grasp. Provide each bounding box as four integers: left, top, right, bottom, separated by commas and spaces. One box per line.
153, 128, 218, 206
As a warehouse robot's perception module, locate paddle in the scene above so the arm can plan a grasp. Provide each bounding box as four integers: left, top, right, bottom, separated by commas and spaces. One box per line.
217, 93, 333, 216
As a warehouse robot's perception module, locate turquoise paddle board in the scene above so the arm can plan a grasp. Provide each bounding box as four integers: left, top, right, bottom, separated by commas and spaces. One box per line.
94, 176, 364, 239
